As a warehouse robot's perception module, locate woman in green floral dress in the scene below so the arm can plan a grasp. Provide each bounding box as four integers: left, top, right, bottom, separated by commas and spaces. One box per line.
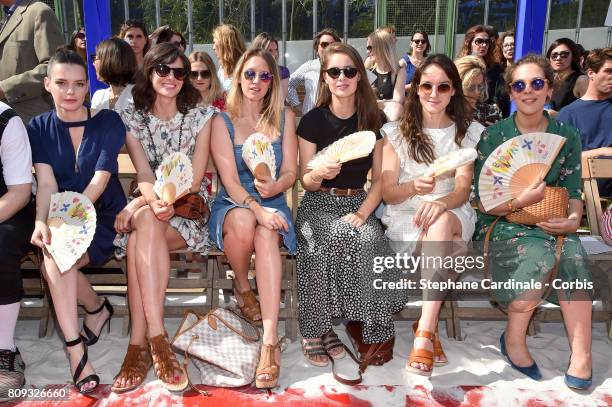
473, 55, 593, 389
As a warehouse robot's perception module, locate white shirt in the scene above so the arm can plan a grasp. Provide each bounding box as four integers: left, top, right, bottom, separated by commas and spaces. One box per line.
217, 67, 232, 93
0, 102, 32, 186
91, 84, 135, 112
287, 58, 321, 115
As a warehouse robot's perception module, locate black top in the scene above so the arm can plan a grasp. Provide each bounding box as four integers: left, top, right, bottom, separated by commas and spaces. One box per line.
493, 66, 511, 118
486, 63, 504, 107
371, 69, 396, 100
297, 106, 383, 189
551, 70, 582, 111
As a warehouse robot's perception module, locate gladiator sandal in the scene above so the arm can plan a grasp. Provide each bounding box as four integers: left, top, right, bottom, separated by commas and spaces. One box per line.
111, 344, 153, 393
149, 334, 188, 392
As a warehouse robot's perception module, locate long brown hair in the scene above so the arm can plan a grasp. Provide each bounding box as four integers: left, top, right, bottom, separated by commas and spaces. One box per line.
226, 48, 283, 137
188, 51, 223, 106
457, 25, 496, 68
495, 31, 514, 66
213, 24, 246, 76
316, 43, 382, 132
132, 43, 200, 114
400, 54, 472, 164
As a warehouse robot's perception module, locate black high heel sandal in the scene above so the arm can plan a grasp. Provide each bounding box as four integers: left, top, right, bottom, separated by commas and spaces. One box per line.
81, 297, 114, 346
65, 336, 100, 394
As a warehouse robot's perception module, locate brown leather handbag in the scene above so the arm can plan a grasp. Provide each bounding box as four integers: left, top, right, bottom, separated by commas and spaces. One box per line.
345, 321, 395, 373
174, 193, 210, 223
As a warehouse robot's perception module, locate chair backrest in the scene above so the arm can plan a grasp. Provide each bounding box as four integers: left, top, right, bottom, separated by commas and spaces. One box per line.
582, 157, 612, 236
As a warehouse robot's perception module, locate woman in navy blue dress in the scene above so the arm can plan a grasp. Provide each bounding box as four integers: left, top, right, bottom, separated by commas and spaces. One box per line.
28, 49, 126, 394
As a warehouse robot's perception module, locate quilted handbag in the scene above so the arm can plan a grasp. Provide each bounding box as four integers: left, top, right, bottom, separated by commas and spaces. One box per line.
171, 308, 261, 387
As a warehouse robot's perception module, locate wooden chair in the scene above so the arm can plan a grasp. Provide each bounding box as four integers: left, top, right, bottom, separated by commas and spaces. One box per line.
19, 250, 52, 338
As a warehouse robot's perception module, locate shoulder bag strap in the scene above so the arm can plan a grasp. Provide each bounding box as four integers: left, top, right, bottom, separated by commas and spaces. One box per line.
0, 109, 18, 144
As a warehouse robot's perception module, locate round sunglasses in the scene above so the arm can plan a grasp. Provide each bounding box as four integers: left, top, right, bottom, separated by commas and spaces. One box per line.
190, 70, 211, 80
154, 64, 187, 81
550, 51, 570, 60
510, 78, 547, 93
418, 82, 452, 94
243, 69, 273, 82
324, 67, 358, 79
473, 38, 490, 46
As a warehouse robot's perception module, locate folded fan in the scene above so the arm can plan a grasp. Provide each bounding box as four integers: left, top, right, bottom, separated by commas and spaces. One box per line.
242, 132, 277, 181
307, 131, 376, 169
154, 152, 193, 204
478, 132, 566, 212
425, 148, 478, 178
45, 192, 97, 273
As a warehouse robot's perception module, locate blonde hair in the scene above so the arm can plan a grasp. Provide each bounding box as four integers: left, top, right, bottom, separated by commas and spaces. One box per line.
213, 24, 246, 77
454, 55, 488, 101
226, 49, 283, 137
367, 30, 399, 75
188, 51, 224, 106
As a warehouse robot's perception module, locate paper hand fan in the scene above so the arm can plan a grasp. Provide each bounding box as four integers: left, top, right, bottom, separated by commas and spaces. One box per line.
154, 152, 193, 204
422, 148, 478, 178
45, 192, 97, 273
478, 132, 566, 212
307, 131, 376, 169
242, 132, 277, 181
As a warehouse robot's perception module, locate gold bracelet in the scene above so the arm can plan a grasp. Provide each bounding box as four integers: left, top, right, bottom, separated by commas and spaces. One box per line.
507, 198, 515, 213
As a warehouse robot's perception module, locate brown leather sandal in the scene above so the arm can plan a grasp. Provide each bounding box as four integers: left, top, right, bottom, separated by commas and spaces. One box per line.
233, 280, 262, 326
255, 339, 283, 389
407, 329, 435, 377
149, 334, 188, 392
412, 321, 448, 366
111, 344, 153, 393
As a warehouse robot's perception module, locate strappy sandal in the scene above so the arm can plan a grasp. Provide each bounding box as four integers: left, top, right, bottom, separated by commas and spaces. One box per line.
407, 329, 435, 377
111, 344, 153, 393
321, 329, 346, 360
81, 297, 114, 346
65, 336, 100, 394
256, 338, 284, 389
412, 321, 448, 366
301, 338, 329, 367
149, 334, 188, 392
232, 279, 262, 326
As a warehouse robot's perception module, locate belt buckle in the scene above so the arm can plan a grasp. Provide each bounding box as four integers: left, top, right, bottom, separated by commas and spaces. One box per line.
329, 187, 339, 196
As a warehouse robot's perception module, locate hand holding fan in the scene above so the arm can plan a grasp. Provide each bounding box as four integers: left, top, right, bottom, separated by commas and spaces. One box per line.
45, 192, 97, 273
154, 152, 193, 204
307, 131, 376, 170
422, 148, 478, 178
242, 132, 277, 181
478, 132, 566, 212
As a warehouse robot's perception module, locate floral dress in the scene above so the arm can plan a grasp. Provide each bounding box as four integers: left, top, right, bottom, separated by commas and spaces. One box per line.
472, 113, 592, 305
114, 103, 215, 256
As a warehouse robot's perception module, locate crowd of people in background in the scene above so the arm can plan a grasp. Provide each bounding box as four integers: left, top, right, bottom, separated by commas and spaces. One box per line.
0, 0, 610, 401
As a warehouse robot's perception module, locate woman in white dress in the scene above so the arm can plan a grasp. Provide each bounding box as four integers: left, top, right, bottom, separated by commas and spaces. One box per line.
380, 54, 484, 377
91, 38, 137, 112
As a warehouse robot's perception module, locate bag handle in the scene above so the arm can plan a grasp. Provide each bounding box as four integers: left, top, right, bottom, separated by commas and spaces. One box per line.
208, 308, 261, 342
483, 217, 565, 314
357, 342, 386, 374
182, 335, 211, 397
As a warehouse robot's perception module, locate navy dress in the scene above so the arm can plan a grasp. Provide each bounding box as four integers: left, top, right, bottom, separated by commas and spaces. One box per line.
27, 109, 127, 266
209, 112, 297, 253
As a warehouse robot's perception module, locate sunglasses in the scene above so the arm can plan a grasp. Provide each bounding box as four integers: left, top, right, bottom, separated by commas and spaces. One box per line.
319, 41, 332, 49
243, 69, 273, 82
75, 32, 85, 40
154, 64, 187, 81
366, 45, 372, 52
465, 83, 486, 94
418, 82, 452, 94
510, 78, 547, 93
190, 70, 211, 80
474, 38, 490, 46
550, 51, 570, 60
324, 66, 359, 79
412, 39, 427, 45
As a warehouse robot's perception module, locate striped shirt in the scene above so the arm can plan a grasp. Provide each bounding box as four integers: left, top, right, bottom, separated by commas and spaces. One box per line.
286, 58, 321, 116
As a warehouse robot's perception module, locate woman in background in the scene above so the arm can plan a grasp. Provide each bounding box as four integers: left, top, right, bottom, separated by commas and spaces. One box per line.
455, 55, 502, 126
212, 24, 246, 92
119, 20, 150, 68
91, 38, 137, 112
68, 27, 87, 63
493, 31, 514, 117
546, 38, 588, 116
188, 51, 225, 110
402, 31, 430, 91
251, 32, 290, 99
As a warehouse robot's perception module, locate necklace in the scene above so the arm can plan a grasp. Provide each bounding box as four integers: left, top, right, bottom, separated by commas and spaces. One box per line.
145, 112, 185, 169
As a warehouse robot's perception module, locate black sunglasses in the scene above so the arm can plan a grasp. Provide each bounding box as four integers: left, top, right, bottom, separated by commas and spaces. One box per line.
154, 64, 187, 81
324, 67, 359, 79
474, 38, 490, 46
366, 45, 372, 52
550, 51, 570, 60
190, 70, 211, 80
75, 32, 85, 40
510, 78, 547, 93
412, 39, 427, 45
319, 41, 332, 49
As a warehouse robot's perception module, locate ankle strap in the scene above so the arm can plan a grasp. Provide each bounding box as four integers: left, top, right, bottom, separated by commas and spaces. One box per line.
84, 297, 108, 315
414, 329, 435, 341
65, 337, 83, 347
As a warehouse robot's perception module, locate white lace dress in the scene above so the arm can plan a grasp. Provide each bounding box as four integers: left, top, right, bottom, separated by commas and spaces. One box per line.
381, 121, 484, 253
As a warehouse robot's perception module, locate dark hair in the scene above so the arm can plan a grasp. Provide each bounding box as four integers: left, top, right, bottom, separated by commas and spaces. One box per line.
458, 25, 496, 68
546, 38, 581, 72
150, 25, 187, 49
495, 30, 514, 66
251, 32, 279, 52
47, 46, 87, 77
119, 20, 150, 55
585, 47, 612, 73
400, 54, 472, 164
132, 43, 200, 114
504, 54, 554, 89
316, 43, 382, 132
69, 27, 85, 47
410, 30, 431, 56
95, 38, 137, 87
313, 28, 341, 53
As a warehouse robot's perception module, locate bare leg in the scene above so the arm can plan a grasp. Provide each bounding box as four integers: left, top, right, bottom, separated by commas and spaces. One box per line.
559, 296, 592, 379
77, 271, 110, 340
504, 302, 539, 367
42, 254, 96, 391
222, 209, 257, 295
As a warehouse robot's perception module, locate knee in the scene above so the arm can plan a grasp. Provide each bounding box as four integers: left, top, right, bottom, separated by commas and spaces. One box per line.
133, 207, 162, 230
254, 225, 278, 247
224, 218, 255, 246
508, 299, 540, 313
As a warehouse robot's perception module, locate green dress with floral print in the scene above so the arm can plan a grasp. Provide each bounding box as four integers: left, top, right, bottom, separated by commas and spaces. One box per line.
472, 113, 592, 305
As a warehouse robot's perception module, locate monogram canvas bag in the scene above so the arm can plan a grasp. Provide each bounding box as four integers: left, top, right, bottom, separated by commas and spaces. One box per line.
171, 308, 261, 387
